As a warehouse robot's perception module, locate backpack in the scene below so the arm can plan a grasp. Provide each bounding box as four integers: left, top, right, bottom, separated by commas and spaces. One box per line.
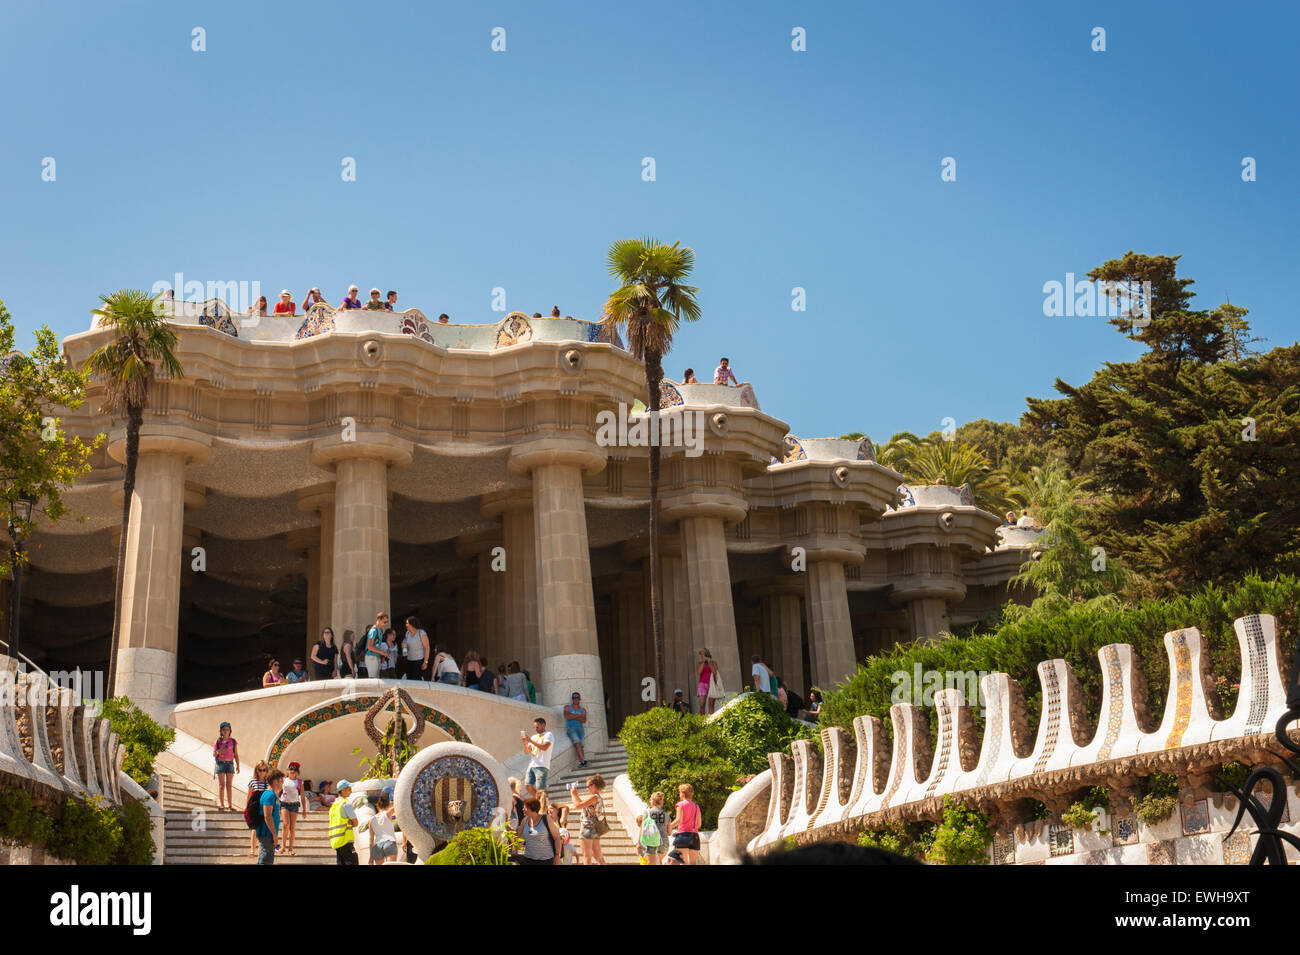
640, 812, 662, 847
243, 788, 264, 830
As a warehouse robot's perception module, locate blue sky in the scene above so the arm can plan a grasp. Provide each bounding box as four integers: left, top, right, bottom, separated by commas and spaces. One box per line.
2, 1, 1295, 443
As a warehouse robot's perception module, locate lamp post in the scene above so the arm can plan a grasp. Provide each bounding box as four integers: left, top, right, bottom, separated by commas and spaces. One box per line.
6, 494, 34, 662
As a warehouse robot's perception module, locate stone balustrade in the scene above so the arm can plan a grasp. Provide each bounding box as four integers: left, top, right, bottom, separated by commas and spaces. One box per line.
0, 655, 127, 803
734, 613, 1300, 864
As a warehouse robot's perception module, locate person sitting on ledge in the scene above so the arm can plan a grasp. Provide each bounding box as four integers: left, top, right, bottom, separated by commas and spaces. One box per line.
247, 295, 269, 317
1004, 510, 1016, 526
262, 659, 282, 688
932, 476, 945, 486
714, 356, 737, 385
339, 285, 363, 309
384, 290, 398, 311
273, 289, 296, 315
683, 368, 699, 384
532, 312, 542, 318
364, 287, 386, 310
551, 305, 560, 317
301, 287, 326, 311
437, 313, 450, 324
284, 658, 308, 684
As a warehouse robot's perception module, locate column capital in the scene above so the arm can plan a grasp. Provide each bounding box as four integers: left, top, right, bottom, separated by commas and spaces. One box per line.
311, 432, 413, 469
788, 541, 867, 566
480, 487, 534, 519
297, 483, 336, 515
660, 491, 747, 525
106, 427, 212, 467
507, 437, 606, 477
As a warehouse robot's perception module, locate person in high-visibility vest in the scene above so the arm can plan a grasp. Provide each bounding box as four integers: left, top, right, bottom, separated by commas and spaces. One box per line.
329, 780, 360, 865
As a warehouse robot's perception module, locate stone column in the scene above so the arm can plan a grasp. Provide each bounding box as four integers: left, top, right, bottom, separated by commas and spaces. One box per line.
456, 530, 505, 665
111, 433, 210, 717
663, 495, 747, 702
622, 534, 693, 712
483, 492, 540, 679
312, 435, 412, 641
603, 574, 648, 726
298, 486, 336, 651
747, 579, 806, 698
509, 440, 607, 749
907, 597, 951, 642
805, 558, 857, 688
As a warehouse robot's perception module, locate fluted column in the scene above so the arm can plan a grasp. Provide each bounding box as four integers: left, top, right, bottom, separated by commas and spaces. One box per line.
747, 578, 806, 698
623, 534, 693, 709
484, 492, 541, 678
298, 486, 336, 651
312, 436, 412, 641
111, 433, 210, 716
805, 559, 856, 688
665, 498, 747, 701
510, 439, 607, 750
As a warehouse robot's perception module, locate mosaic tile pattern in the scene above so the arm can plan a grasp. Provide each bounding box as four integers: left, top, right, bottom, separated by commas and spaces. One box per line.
1241, 615, 1269, 735
1147, 840, 1176, 865
1049, 824, 1074, 857
782, 435, 808, 463
992, 832, 1015, 865
1111, 814, 1137, 846
659, 381, 684, 409
266, 695, 469, 766
1165, 631, 1193, 749
896, 484, 916, 507
295, 304, 336, 340
1180, 799, 1210, 836
925, 696, 952, 795
974, 679, 1002, 787
411, 754, 499, 842
856, 437, 875, 462
1096, 645, 1125, 760
1033, 663, 1061, 774
199, 305, 239, 338
957, 483, 976, 507
401, 314, 434, 344
1222, 831, 1251, 865
879, 717, 906, 810
1084, 849, 1108, 865
494, 314, 533, 348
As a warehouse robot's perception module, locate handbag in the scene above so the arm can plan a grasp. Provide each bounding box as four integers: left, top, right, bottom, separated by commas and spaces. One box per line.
592, 796, 611, 837
708, 669, 726, 700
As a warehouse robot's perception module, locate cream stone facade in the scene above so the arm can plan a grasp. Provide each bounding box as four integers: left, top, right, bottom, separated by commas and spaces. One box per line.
10, 302, 1038, 734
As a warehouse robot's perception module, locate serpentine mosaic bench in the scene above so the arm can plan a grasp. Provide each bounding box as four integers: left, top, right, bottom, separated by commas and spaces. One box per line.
736, 614, 1299, 864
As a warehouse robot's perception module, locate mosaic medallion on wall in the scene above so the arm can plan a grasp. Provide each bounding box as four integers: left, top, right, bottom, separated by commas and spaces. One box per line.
410, 754, 500, 842
1180, 798, 1210, 836
493, 314, 533, 348
1147, 839, 1177, 865
1084, 849, 1109, 865
265, 695, 470, 766
992, 832, 1016, 865
1111, 814, 1137, 846
1048, 824, 1074, 857
1222, 831, 1251, 865
296, 304, 336, 340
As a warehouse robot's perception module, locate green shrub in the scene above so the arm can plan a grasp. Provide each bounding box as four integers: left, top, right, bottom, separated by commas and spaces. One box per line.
0, 786, 35, 842
102, 696, 175, 786
115, 798, 155, 865
1062, 802, 1098, 831
427, 826, 518, 865
711, 692, 817, 776
818, 573, 1299, 745
925, 796, 994, 865
1133, 772, 1180, 827
48, 796, 122, 865
620, 706, 739, 829
1214, 761, 1250, 793
857, 819, 935, 861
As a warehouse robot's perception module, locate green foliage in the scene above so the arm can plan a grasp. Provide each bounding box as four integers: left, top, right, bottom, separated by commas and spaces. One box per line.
619, 706, 740, 829
1024, 252, 1300, 600
1027, 799, 1050, 821
1214, 761, 1250, 793
102, 696, 175, 785
856, 819, 935, 861
1082, 785, 1110, 811
47, 796, 123, 865
925, 796, 994, 865
873, 432, 1013, 514
0, 300, 101, 578
1062, 802, 1098, 831
352, 716, 420, 779
711, 692, 817, 776
0, 785, 37, 842
114, 797, 155, 865
1133, 772, 1180, 827
817, 573, 1299, 745
427, 826, 519, 865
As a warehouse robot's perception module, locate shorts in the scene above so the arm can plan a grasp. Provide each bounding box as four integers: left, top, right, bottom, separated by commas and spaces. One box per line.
580, 819, 600, 841
280, 801, 300, 814
215, 760, 235, 775
565, 724, 585, 745
697, 683, 709, 697
673, 831, 701, 851
371, 838, 398, 860
638, 837, 665, 857
438, 672, 461, 685
526, 767, 549, 790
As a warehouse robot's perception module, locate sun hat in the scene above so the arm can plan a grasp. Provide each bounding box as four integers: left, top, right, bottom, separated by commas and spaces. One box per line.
337, 779, 352, 791
370, 287, 380, 294
280, 289, 291, 296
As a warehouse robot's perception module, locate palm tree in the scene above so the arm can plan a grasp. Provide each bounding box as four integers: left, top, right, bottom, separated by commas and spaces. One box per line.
601, 238, 701, 712
908, 441, 1012, 513
86, 290, 184, 697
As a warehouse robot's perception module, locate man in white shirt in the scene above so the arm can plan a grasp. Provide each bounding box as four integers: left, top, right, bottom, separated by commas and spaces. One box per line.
751, 655, 771, 693
521, 717, 554, 791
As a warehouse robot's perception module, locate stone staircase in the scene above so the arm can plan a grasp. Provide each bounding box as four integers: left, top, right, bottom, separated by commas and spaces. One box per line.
159, 771, 336, 865
544, 741, 641, 865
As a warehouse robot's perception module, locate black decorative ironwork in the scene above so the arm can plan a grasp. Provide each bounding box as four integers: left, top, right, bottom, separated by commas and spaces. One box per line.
1225, 646, 1300, 864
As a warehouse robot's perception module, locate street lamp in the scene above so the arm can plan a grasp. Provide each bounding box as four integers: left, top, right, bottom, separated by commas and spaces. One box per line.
7, 493, 35, 662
